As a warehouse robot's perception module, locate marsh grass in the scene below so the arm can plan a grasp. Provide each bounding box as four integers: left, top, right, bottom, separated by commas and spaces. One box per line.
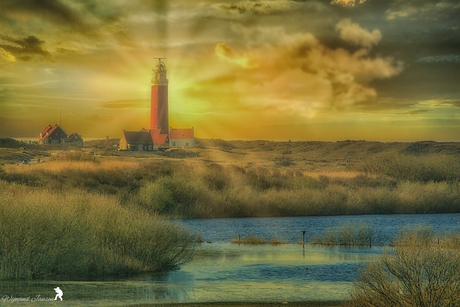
0, 181, 197, 280
348, 226, 460, 307
310, 223, 376, 246
230, 236, 287, 245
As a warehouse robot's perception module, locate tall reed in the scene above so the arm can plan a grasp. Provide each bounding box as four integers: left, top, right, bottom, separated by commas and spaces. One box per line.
0, 181, 196, 280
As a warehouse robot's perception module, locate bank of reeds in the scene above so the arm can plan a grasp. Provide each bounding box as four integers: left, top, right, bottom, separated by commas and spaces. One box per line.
230, 236, 287, 245
347, 226, 460, 307
310, 223, 376, 246
0, 154, 459, 219
0, 181, 197, 280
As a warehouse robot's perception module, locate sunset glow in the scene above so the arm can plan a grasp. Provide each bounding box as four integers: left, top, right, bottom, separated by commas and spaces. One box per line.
0, 0, 459, 141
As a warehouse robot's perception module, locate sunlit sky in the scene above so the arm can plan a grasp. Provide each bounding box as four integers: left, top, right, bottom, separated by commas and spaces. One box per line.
0, 0, 459, 141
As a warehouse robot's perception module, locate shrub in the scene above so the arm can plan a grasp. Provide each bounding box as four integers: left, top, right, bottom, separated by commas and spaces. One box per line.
348, 227, 460, 307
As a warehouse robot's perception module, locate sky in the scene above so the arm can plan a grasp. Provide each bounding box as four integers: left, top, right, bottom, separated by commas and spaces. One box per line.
0, 0, 459, 141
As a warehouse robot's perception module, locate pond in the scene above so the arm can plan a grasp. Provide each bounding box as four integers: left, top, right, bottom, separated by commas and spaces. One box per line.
1, 213, 459, 306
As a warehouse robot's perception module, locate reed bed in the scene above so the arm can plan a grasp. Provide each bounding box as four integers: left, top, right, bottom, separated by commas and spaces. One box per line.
0, 181, 196, 280
310, 223, 376, 246
230, 236, 287, 245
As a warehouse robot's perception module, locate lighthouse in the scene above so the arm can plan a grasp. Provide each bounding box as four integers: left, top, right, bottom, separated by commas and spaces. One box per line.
150, 58, 169, 144
119, 58, 195, 150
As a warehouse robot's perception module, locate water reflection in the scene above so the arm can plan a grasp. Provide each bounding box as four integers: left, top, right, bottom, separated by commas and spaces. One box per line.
2, 213, 458, 306
1, 243, 375, 306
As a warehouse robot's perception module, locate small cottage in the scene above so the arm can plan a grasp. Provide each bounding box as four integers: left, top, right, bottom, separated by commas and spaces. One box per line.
67, 132, 83, 147
119, 130, 154, 151
39, 125, 68, 145
169, 127, 195, 148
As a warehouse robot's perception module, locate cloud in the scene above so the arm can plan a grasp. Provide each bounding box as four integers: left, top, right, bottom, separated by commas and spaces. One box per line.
214, 21, 403, 113
215, 43, 259, 69
0, 35, 50, 61
417, 55, 460, 63
331, 0, 368, 7
0, 0, 123, 33
386, 0, 459, 20
217, 1, 294, 15
99, 99, 149, 110
0, 47, 15, 64
403, 109, 432, 115
86, 113, 115, 123
335, 19, 381, 49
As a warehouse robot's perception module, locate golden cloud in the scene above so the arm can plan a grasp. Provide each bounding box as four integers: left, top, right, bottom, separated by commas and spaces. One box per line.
335, 19, 381, 48
215, 43, 259, 69
213, 21, 403, 115
0, 47, 16, 64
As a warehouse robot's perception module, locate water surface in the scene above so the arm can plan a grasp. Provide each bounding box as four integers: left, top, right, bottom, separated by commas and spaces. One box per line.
1, 213, 459, 306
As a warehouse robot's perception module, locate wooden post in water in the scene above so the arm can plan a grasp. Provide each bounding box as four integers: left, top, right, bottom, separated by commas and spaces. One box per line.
302, 231, 306, 246
238, 234, 241, 243
369, 236, 372, 248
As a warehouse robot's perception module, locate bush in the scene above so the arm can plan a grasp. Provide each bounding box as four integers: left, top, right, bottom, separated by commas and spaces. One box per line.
348, 227, 460, 307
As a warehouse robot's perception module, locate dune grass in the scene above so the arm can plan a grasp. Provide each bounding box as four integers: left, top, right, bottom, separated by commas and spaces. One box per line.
1, 152, 458, 219
0, 181, 197, 280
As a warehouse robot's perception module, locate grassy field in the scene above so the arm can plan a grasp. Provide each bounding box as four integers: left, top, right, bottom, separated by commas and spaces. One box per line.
1, 138, 459, 281
1, 138, 459, 219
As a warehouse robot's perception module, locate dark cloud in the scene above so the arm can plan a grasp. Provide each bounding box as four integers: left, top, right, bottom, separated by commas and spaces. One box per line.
417, 55, 460, 63
0, 35, 49, 60
386, 0, 459, 20
403, 109, 432, 115
0, 0, 124, 35
0, 0, 84, 26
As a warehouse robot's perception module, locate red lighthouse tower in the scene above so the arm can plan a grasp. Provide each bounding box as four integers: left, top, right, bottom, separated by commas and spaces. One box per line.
150, 58, 169, 144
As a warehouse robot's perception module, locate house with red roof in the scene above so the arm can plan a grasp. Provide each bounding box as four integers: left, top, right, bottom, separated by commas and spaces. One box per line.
169, 127, 195, 148
38, 125, 68, 145
39, 125, 83, 146
67, 132, 83, 146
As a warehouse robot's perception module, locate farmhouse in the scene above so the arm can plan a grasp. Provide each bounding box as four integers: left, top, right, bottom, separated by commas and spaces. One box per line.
119, 130, 154, 151
39, 125, 67, 144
